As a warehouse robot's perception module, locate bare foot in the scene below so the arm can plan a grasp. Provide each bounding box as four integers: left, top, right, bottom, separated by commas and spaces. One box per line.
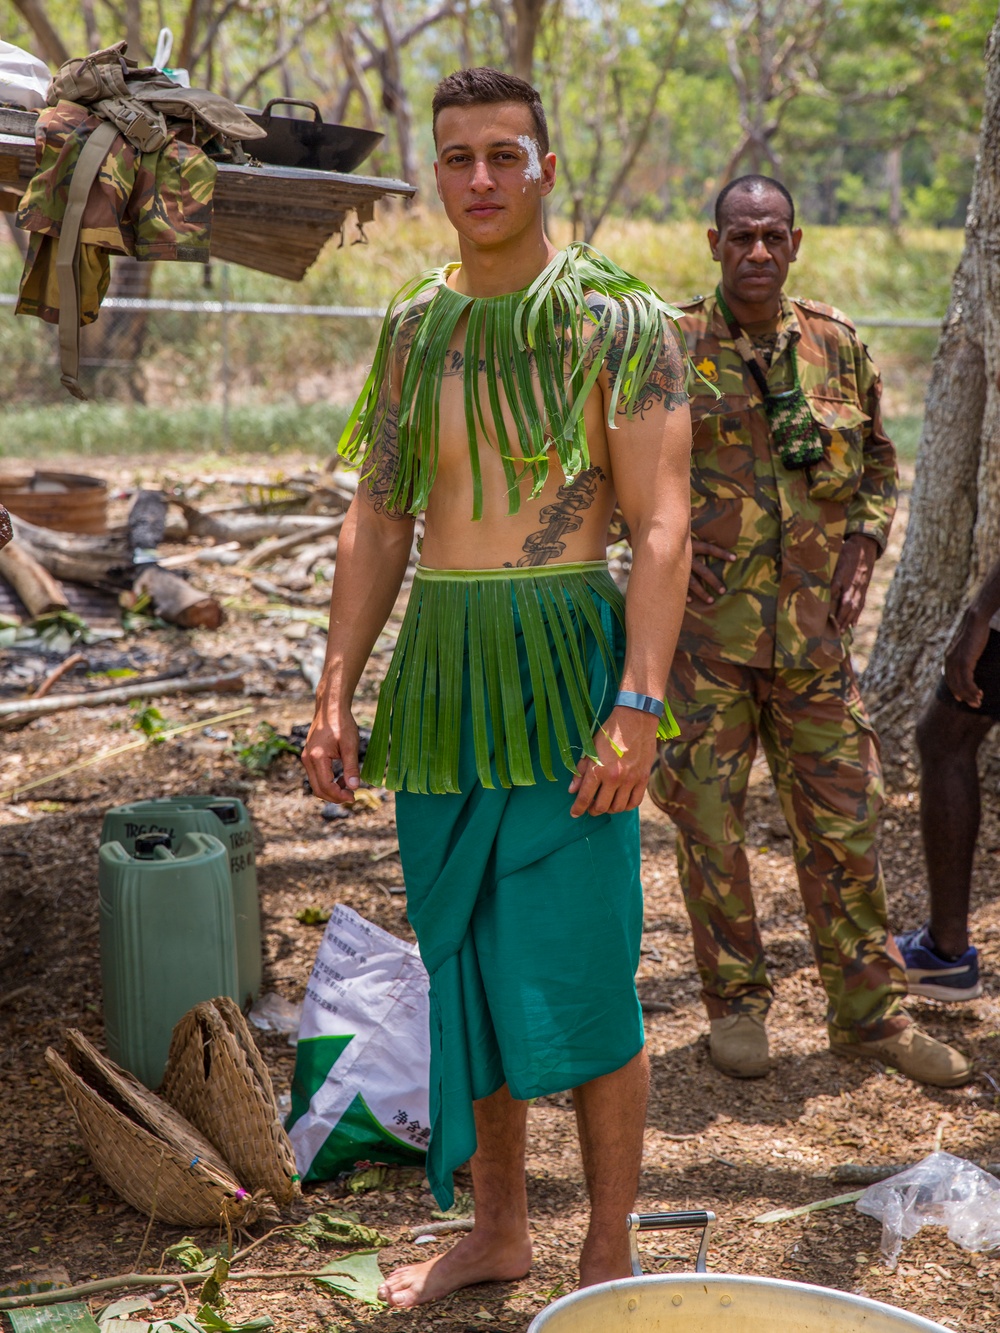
378, 1229, 532, 1309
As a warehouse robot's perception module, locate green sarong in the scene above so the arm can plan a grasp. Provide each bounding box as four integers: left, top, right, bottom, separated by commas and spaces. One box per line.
388, 563, 648, 1208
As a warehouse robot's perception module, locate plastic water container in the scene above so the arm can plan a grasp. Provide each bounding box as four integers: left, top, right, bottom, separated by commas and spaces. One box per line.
100, 797, 261, 1007
99, 831, 239, 1088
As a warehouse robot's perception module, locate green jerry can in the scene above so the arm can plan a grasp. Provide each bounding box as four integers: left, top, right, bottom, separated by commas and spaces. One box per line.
100, 796, 261, 1007
99, 831, 239, 1089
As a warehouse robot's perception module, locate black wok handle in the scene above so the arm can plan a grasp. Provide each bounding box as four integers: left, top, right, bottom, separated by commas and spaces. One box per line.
259, 97, 322, 125
626, 1209, 716, 1277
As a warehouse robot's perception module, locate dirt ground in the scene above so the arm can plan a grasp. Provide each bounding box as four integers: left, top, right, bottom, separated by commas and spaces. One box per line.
2, 457, 1000, 1332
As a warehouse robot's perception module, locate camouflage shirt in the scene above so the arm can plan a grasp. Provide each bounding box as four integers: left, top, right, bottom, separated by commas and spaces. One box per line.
677, 291, 897, 670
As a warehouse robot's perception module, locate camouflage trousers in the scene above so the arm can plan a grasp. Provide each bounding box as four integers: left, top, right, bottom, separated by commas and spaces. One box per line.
649, 650, 908, 1043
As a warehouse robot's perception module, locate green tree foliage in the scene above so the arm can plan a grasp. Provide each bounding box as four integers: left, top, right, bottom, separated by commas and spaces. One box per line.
0, 0, 992, 228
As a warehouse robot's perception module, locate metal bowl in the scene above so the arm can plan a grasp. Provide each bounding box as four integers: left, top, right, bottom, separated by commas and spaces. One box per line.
527, 1272, 950, 1332
528, 1211, 949, 1333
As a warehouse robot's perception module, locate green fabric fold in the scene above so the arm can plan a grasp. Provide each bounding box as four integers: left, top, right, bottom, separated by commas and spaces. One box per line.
361, 562, 679, 796
339, 243, 686, 519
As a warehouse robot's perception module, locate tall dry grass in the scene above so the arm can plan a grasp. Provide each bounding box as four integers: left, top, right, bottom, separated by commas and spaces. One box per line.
0, 209, 962, 457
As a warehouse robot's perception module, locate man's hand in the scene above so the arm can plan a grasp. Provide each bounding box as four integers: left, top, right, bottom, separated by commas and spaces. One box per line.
944, 608, 991, 708
688, 538, 736, 604
830, 533, 879, 631
568, 706, 660, 817
302, 708, 361, 805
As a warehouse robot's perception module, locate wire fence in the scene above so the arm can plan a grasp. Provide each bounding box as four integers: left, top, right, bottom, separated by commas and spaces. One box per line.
0, 294, 945, 457
0, 292, 945, 325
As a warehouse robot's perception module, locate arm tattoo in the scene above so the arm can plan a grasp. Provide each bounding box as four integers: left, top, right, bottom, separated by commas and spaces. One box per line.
361, 400, 409, 519
597, 301, 688, 416
506, 466, 607, 567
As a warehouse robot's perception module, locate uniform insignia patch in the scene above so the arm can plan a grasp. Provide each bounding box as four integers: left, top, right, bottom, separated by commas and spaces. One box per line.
695, 356, 718, 383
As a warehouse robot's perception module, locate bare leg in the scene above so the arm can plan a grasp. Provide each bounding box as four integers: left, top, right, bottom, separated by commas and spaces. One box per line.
377, 1084, 532, 1309
573, 1047, 650, 1288
916, 696, 994, 957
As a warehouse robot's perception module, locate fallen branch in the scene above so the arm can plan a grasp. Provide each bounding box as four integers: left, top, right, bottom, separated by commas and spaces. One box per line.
179, 506, 346, 547
0, 704, 253, 802
242, 517, 344, 570
0, 671, 243, 724
829, 1161, 1000, 1186
407, 1220, 475, 1239
157, 542, 241, 570
250, 577, 329, 609
133, 566, 224, 630
11, 516, 131, 589
753, 1189, 864, 1224
640, 1001, 674, 1014
31, 652, 85, 698
0, 542, 69, 617
0, 1267, 368, 1310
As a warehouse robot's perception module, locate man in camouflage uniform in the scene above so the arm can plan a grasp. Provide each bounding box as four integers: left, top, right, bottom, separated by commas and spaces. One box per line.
649, 174, 970, 1086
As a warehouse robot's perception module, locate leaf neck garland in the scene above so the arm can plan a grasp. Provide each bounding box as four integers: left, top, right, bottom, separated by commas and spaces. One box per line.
338, 242, 686, 520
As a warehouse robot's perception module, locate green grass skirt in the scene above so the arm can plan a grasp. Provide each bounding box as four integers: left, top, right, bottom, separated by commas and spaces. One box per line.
361, 561, 678, 795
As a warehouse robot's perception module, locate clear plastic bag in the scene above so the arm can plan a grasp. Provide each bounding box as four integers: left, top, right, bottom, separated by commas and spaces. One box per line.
856, 1151, 1000, 1268
248, 991, 302, 1042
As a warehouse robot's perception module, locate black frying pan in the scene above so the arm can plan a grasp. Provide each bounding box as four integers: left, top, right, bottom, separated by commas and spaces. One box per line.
240, 98, 383, 173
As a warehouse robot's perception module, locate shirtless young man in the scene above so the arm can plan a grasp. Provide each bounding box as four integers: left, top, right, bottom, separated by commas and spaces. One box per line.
303, 67, 692, 1309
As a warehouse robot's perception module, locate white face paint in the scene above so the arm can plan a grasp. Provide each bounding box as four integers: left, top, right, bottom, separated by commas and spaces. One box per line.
517, 134, 542, 182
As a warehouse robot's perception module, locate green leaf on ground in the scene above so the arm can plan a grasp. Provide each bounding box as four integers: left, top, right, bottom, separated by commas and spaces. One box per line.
431, 1190, 474, 1221
131, 702, 168, 743
101, 1319, 154, 1333
164, 1239, 213, 1272
195, 1306, 273, 1333
8, 1304, 101, 1333
312, 1251, 385, 1307
343, 1163, 423, 1194
152, 1316, 203, 1333
198, 1257, 230, 1308
97, 1300, 154, 1324
293, 1210, 391, 1249
295, 906, 331, 926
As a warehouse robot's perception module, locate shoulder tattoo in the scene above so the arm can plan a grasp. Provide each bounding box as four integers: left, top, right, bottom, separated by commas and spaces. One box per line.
604, 315, 688, 416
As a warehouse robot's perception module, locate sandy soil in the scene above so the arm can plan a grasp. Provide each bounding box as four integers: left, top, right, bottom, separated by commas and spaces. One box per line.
2, 458, 999, 1332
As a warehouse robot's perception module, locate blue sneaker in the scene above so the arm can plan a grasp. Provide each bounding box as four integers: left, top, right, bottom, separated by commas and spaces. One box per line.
896, 924, 983, 1002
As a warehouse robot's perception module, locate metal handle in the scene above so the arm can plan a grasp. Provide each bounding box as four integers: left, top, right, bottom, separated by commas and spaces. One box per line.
259, 97, 322, 125
626, 1210, 716, 1276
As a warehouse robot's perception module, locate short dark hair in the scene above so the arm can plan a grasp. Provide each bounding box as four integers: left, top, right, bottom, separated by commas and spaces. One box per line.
432, 67, 549, 155
715, 175, 795, 230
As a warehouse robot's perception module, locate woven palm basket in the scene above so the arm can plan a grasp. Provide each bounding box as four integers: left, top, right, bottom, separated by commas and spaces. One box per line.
47, 1029, 257, 1227
161, 996, 300, 1207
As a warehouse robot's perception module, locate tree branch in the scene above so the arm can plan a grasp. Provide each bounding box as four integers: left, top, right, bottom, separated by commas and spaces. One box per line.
233, 1, 332, 103
9, 0, 70, 66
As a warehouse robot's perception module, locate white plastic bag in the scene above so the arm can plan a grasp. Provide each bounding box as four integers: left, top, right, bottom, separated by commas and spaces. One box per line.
285, 904, 430, 1182
248, 991, 302, 1044
857, 1151, 1000, 1268
0, 39, 50, 110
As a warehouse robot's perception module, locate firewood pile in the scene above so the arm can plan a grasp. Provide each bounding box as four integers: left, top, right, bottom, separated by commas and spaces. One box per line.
0, 464, 367, 730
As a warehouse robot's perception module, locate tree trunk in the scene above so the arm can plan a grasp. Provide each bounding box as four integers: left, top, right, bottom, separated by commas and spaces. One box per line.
9, 0, 70, 66
861, 14, 1000, 743
886, 145, 903, 229
512, 0, 547, 83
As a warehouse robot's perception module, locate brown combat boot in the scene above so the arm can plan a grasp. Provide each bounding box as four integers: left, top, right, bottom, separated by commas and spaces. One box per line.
709, 1014, 770, 1078
829, 1023, 973, 1088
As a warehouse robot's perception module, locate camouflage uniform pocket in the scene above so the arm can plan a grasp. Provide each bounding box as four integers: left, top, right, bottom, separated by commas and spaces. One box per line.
804, 396, 869, 502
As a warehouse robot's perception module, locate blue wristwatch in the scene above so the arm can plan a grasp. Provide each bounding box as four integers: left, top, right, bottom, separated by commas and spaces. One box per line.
614, 690, 666, 719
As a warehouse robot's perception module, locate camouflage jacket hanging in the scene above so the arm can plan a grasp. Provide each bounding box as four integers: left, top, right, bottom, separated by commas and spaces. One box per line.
676, 291, 898, 671
16, 98, 217, 326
